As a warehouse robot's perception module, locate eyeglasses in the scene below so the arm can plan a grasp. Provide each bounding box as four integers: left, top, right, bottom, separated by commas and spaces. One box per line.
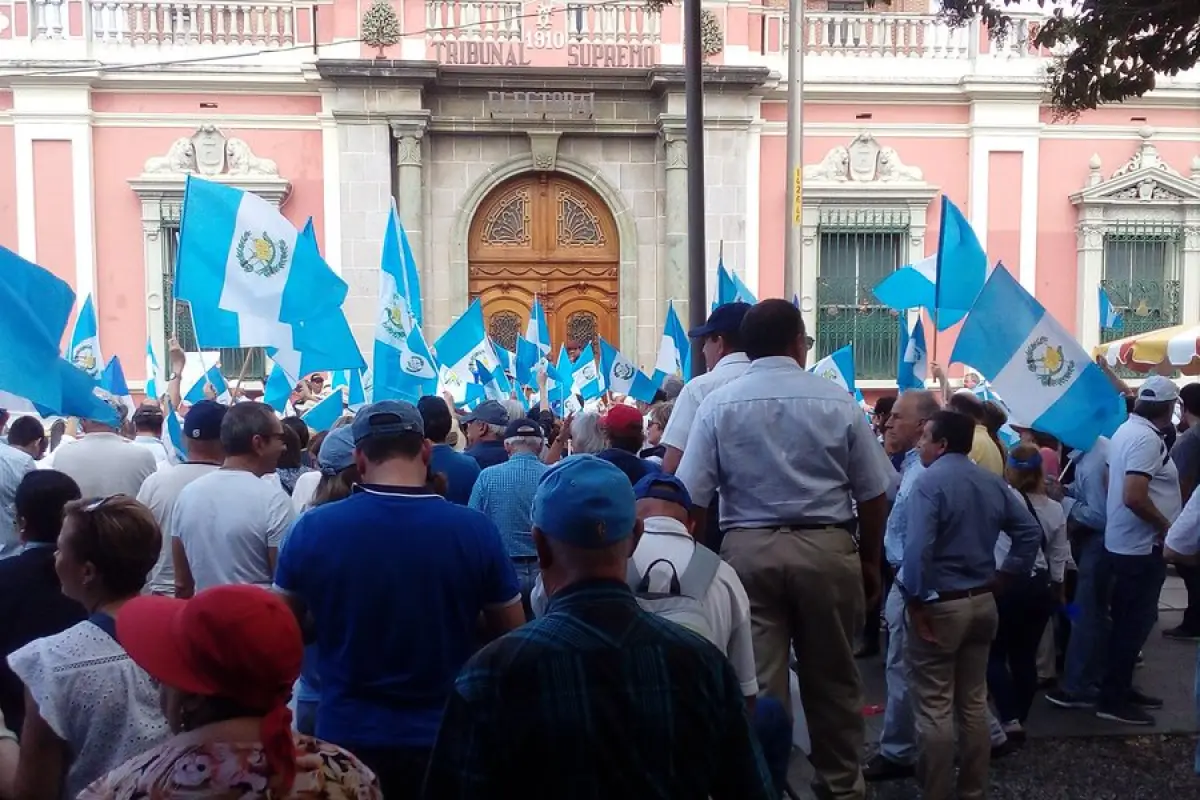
82, 495, 119, 513
803, 336, 815, 349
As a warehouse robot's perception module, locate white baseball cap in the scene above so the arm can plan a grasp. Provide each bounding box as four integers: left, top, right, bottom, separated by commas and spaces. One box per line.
1137, 376, 1179, 404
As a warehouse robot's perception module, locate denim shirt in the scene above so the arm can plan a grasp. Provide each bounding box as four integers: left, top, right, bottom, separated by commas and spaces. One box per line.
883, 449, 924, 569
1065, 438, 1108, 533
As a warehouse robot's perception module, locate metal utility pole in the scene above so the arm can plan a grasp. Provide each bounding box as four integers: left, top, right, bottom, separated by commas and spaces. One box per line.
684, 0, 707, 378
783, 0, 804, 303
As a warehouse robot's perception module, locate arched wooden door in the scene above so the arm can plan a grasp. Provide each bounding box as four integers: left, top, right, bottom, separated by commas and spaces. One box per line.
468, 172, 619, 357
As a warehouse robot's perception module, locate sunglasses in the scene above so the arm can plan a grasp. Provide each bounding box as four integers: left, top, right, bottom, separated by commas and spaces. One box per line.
81, 495, 120, 513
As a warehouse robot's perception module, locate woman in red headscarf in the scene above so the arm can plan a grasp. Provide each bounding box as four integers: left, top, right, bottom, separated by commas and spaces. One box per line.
77, 585, 380, 799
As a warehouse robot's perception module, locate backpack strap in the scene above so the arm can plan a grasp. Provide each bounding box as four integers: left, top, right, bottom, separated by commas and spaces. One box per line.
630, 558, 683, 595
678, 545, 722, 599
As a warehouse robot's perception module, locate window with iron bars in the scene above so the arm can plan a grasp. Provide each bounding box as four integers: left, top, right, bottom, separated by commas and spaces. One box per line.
815, 208, 907, 381
1099, 222, 1182, 378
161, 212, 266, 382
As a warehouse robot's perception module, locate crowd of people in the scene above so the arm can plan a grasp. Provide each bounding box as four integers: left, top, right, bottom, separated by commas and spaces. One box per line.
0, 297, 1196, 799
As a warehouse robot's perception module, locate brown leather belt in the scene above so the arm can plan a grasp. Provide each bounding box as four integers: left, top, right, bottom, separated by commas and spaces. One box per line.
929, 585, 993, 603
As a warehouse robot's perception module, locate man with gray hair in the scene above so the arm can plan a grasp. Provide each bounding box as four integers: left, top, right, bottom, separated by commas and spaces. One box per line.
52, 397, 157, 498
1096, 375, 1181, 726
462, 400, 510, 469
469, 417, 550, 617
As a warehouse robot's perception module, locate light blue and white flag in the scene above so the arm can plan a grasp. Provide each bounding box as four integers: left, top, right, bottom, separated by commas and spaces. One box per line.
1099, 286, 1123, 330
473, 362, 508, 402
434, 300, 499, 405
897, 316, 928, 392
715, 260, 757, 309
69, 295, 104, 379
262, 359, 294, 415
514, 336, 542, 389
331, 369, 367, 410
373, 206, 437, 402
301, 390, 344, 433
873, 196, 987, 331
599, 338, 639, 396
792, 293, 800, 310
165, 402, 188, 462
627, 369, 661, 405
0, 245, 78, 411
184, 364, 231, 406
174, 176, 347, 332
549, 347, 582, 415
950, 266, 1126, 451
526, 295, 551, 357
99, 356, 137, 422
572, 349, 603, 400
486, 342, 515, 396
144, 339, 164, 402
809, 344, 856, 395
654, 301, 691, 384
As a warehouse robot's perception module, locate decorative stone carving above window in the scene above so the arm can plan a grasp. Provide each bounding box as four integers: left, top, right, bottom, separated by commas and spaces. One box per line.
132, 124, 290, 206
803, 132, 924, 185
1073, 127, 1200, 210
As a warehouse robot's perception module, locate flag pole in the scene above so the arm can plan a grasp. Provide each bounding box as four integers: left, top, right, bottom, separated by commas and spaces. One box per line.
231, 348, 256, 400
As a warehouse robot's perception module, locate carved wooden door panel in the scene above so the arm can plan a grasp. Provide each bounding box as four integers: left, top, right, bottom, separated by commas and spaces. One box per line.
468, 173, 619, 355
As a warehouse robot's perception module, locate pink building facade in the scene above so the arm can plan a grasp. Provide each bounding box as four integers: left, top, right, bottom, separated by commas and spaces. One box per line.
1, 0, 1199, 391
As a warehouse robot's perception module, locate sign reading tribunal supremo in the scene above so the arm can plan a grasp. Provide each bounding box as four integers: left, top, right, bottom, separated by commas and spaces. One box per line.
430, 40, 656, 68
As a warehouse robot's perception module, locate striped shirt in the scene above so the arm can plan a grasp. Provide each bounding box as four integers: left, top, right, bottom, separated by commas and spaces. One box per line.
468, 452, 547, 558
424, 580, 775, 800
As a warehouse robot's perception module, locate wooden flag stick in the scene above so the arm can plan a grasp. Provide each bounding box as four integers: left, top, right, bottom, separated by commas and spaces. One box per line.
231, 348, 256, 400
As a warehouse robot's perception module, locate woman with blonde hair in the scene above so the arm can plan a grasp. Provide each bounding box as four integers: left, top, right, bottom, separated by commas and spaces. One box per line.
987, 443, 1070, 742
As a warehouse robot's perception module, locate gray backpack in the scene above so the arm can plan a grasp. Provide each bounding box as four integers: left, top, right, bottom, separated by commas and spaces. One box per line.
626, 546, 722, 644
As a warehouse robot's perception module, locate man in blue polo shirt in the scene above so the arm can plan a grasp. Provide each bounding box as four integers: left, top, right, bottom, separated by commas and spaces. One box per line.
461, 400, 510, 469
274, 400, 524, 798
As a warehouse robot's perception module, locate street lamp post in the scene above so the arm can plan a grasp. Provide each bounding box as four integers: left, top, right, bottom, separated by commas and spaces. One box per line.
684, 0, 707, 378
783, 0, 804, 304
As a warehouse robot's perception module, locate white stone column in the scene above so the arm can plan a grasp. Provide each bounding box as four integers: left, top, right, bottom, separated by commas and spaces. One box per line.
390, 119, 427, 299
1075, 218, 1105, 353
662, 133, 689, 322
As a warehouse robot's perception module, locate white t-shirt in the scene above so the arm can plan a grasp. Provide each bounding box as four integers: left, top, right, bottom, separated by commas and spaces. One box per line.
7, 620, 170, 799
1106, 415, 1182, 556
1166, 488, 1200, 556
136, 462, 221, 595
291, 470, 321, 514
171, 469, 296, 592
632, 517, 758, 697
133, 435, 175, 467
660, 353, 752, 452
51, 433, 158, 498
995, 491, 1071, 582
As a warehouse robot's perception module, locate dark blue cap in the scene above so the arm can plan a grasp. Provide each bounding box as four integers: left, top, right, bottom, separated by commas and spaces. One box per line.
504, 417, 543, 440
533, 455, 636, 549
183, 400, 227, 441
633, 473, 693, 508
688, 302, 752, 338
351, 400, 424, 444
461, 400, 509, 427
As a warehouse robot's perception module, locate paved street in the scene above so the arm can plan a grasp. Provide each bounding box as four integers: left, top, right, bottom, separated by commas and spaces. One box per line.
789, 574, 1199, 798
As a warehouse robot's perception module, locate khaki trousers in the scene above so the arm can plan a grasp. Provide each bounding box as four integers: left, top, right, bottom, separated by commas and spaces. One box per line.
722, 526, 866, 800
905, 594, 999, 800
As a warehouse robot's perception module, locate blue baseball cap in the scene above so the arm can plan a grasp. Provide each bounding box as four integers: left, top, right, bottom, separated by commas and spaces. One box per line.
351, 400, 424, 444
183, 400, 227, 441
318, 427, 357, 476
688, 301, 752, 338
532, 455, 636, 549
461, 400, 509, 427
632, 473, 693, 508
505, 417, 543, 440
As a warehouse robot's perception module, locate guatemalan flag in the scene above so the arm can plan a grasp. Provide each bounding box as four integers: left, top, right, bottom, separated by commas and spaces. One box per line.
165, 402, 188, 462
514, 336, 542, 389
144, 339, 164, 402
184, 364, 231, 406
331, 368, 367, 410
873, 196, 987, 331
175, 176, 347, 331
714, 259, 757, 309
99, 356, 137, 422
654, 301, 691, 384
301, 390, 344, 433
69, 294, 103, 379
526, 296, 551, 358
435, 300, 500, 406
373, 205, 437, 402
951, 266, 1126, 451
897, 316, 928, 392
809, 344, 856, 395
262, 359, 294, 415
1100, 286, 1124, 330
599, 338, 638, 395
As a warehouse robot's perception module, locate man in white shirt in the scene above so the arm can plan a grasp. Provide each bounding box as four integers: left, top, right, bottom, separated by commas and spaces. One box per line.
52, 400, 157, 498
660, 302, 752, 475
130, 404, 174, 467
677, 299, 894, 800
1098, 376, 1182, 726
136, 401, 227, 596
0, 417, 38, 558
171, 402, 294, 597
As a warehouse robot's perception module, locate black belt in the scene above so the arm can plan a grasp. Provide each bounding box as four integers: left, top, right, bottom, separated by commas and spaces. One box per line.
511, 556, 539, 563
929, 585, 993, 603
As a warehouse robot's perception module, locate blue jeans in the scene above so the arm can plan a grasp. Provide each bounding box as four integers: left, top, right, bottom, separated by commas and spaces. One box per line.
1098, 549, 1166, 708
753, 696, 792, 796
295, 700, 318, 736
1195, 644, 1200, 774
512, 559, 540, 621
879, 584, 1007, 764
1060, 531, 1110, 698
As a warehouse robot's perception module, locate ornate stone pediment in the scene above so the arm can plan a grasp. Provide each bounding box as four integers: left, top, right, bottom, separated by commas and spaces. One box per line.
130, 124, 290, 205
803, 132, 925, 184
1071, 127, 1200, 207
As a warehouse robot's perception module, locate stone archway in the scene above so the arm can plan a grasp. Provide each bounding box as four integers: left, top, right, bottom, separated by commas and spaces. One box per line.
467, 171, 621, 354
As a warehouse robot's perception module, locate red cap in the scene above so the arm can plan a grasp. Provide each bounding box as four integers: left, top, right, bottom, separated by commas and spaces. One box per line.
117, 585, 304, 791
602, 404, 644, 435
